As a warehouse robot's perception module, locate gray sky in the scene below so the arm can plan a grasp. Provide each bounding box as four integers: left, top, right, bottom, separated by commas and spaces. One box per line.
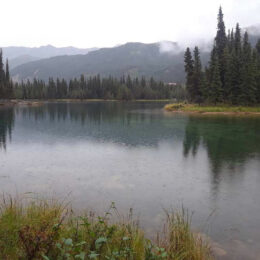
1, 0, 259, 48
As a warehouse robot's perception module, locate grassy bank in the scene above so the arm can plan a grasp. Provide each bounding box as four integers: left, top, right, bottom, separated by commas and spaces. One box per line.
164, 103, 260, 114
0, 198, 213, 260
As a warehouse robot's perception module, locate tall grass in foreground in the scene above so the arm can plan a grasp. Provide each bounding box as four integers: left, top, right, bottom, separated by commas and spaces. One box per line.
0, 197, 213, 260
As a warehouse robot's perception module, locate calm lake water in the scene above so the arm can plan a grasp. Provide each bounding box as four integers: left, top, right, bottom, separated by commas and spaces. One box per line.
0, 102, 260, 259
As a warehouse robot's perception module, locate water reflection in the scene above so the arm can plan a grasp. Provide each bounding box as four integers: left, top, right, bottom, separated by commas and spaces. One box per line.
0, 102, 260, 259
2, 103, 260, 175
0, 107, 15, 150
13, 102, 185, 147
183, 115, 260, 200
183, 116, 260, 171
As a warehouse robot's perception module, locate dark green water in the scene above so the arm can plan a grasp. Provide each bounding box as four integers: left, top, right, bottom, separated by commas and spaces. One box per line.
0, 102, 260, 259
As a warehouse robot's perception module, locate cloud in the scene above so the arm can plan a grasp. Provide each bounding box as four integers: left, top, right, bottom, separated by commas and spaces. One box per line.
0, 0, 259, 48
158, 41, 181, 54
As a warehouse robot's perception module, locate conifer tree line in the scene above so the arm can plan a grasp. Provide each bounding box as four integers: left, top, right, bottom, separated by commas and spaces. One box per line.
0, 49, 13, 99
0, 48, 186, 101
13, 75, 186, 100
184, 7, 260, 105
0, 50, 183, 101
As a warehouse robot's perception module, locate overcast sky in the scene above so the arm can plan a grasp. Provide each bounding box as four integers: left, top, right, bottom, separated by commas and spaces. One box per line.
1, 0, 259, 48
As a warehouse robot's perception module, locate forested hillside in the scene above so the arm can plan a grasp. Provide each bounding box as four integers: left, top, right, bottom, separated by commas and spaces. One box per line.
10, 32, 259, 84
11, 42, 188, 83
11, 42, 208, 83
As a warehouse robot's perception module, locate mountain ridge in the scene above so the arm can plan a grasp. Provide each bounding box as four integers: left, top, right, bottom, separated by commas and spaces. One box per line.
2, 45, 98, 69
10, 41, 191, 83
9, 25, 260, 83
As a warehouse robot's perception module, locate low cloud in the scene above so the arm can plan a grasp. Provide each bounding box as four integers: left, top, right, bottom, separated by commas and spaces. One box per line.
158, 41, 181, 55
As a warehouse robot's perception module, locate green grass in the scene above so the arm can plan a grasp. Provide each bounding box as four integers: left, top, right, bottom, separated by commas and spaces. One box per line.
164, 103, 260, 113
0, 197, 213, 260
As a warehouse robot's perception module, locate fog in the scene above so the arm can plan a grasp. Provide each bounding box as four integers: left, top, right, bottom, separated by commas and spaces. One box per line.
0, 0, 259, 48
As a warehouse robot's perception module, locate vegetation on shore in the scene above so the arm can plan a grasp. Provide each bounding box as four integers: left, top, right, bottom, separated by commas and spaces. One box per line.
0, 198, 213, 260
165, 103, 260, 113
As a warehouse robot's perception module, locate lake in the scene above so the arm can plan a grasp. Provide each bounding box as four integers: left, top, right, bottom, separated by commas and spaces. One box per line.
0, 102, 260, 259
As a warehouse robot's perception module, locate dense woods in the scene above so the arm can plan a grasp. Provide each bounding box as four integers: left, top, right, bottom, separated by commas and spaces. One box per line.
0, 50, 13, 99
12, 75, 185, 100
184, 7, 260, 105
0, 50, 186, 100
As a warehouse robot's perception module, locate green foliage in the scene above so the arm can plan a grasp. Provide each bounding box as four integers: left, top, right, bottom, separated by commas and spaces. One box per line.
0, 49, 13, 99
12, 74, 187, 101
0, 198, 213, 260
165, 103, 260, 113
184, 8, 260, 105
184, 47, 194, 99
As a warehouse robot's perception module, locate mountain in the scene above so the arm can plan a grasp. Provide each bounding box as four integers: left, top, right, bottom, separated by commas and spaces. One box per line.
8, 55, 40, 69
2, 45, 98, 69
9, 25, 260, 83
246, 24, 260, 47
11, 42, 197, 83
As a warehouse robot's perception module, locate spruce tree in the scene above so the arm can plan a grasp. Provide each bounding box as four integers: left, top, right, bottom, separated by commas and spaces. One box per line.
208, 46, 223, 103
191, 46, 203, 103
0, 49, 5, 99
254, 42, 260, 102
241, 31, 256, 104
184, 47, 194, 100
215, 7, 227, 56
256, 39, 260, 55
229, 23, 243, 104
215, 6, 227, 92
234, 23, 242, 54
5, 59, 10, 82
0, 49, 5, 83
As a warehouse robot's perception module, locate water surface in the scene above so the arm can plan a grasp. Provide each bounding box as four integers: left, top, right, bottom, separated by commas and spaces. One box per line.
0, 102, 260, 259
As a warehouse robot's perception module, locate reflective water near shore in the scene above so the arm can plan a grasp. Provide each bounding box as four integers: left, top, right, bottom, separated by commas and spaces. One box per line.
0, 102, 260, 259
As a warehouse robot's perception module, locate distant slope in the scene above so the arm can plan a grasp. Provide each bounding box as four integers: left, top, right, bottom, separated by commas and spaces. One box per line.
9, 55, 40, 69
10, 25, 260, 83
3, 45, 98, 69
246, 24, 260, 47
11, 42, 193, 83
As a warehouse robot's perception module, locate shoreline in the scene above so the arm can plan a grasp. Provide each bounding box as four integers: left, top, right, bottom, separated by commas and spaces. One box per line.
0, 99, 171, 107
164, 103, 260, 116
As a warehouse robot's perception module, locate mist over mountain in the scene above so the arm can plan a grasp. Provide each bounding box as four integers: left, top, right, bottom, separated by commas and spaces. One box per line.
2, 45, 98, 69
11, 42, 209, 83
9, 25, 260, 83
246, 24, 260, 47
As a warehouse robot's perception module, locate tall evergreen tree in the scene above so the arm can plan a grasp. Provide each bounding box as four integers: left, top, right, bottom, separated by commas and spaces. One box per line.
254, 41, 260, 102
241, 31, 256, 104
0, 49, 5, 83
0, 49, 5, 98
215, 6, 227, 92
191, 47, 203, 103
215, 7, 227, 56
234, 23, 242, 54
208, 46, 223, 103
183, 8, 260, 105
229, 23, 243, 104
5, 59, 10, 82
256, 39, 260, 55
222, 46, 232, 101
184, 47, 194, 100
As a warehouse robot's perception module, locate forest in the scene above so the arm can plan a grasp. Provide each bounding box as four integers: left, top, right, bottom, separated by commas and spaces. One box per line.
184, 7, 260, 105
0, 52, 185, 100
